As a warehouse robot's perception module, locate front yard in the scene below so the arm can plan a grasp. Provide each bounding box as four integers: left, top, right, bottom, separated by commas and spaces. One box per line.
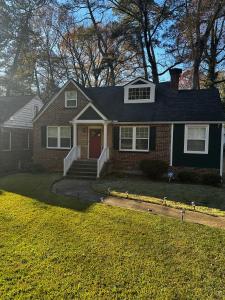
0, 173, 225, 299
93, 176, 225, 216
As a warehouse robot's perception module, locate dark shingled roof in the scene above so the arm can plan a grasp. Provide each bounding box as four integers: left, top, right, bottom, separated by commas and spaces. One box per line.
0, 95, 34, 123
84, 83, 225, 122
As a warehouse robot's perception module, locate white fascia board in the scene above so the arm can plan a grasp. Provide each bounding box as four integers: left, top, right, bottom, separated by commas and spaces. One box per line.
72, 102, 108, 122
33, 79, 92, 123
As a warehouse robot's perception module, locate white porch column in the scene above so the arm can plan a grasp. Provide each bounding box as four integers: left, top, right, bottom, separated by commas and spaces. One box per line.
73, 123, 77, 147
103, 122, 107, 149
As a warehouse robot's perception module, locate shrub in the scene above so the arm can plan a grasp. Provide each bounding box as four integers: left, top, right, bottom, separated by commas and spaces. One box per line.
139, 160, 169, 180
202, 173, 222, 186
177, 171, 200, 184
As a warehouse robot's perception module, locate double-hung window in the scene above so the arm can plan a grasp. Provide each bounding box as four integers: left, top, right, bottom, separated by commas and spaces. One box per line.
184, 125, 209, 154
65, 91, 77, 108
120, 126, 149, 151
47, 126, 71, 149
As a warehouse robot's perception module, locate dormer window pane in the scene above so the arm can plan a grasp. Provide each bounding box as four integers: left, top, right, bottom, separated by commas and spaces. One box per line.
128, 87, 150, 100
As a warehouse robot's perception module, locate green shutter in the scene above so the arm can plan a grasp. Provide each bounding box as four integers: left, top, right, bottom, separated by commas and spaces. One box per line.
113, 127, 120, 150
149, 127, 156, 151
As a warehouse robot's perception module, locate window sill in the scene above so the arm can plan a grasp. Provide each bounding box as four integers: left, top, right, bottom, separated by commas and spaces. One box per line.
119, 149, 149, 152
47, 147, 71, 150
184, 151, 208, 155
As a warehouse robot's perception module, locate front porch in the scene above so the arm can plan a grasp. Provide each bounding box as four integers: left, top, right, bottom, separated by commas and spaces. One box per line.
64, 120, 111, 178
74, 123, 111, 160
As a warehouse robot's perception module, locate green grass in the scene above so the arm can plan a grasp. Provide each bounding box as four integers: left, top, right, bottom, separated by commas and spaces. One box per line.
93, 177, 225, 217
0, 173, 225, 299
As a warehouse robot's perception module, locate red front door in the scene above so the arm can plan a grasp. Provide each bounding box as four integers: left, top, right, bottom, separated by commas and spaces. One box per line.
89, 129, 102, 159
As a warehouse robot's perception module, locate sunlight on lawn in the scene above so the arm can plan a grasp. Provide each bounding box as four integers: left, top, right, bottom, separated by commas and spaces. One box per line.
0, 173, 224, 299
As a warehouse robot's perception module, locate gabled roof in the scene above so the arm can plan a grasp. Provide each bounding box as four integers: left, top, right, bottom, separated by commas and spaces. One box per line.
34, 78, 225, 124
0, 95, 35, 123
33, 79, 92, 122
84, 84, 225, 122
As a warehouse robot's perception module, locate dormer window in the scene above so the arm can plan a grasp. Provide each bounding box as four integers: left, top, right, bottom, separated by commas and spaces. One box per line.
65, 90, 77, 108
128, 87, 151, 101
124, 78, 155, 104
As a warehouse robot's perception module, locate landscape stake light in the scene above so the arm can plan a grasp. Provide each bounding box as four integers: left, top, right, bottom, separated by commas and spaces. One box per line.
107, 187, 111, 195
163, 197, 167, 205
168, 171, 175, 183
126, 191, 129, 198
181, 209, 185, 221
191, 201, 195, 210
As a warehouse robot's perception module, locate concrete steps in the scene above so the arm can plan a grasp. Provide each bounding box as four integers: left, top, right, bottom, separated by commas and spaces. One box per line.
67, 160, 97, 180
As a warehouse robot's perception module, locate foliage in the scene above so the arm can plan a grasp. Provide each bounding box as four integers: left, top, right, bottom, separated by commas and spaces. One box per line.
140, 160, 169, 180
0, 173, 225, 299
0, 0, 225, 96
202, 173, 222, 186
177, 171, 200, 184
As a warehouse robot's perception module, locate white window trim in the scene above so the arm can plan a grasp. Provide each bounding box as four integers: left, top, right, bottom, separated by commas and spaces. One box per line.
65, 91, 77, 108
184, 124, 209, 154
124, 83, 155, 104
24, 132, 30, 150
47, 126, 71, 149
2, 131, 11, 152
119, 126, 149, 152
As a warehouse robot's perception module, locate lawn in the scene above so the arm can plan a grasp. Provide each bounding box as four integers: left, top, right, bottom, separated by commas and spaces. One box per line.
0, 173, 225, 299
93, 176, 225, 216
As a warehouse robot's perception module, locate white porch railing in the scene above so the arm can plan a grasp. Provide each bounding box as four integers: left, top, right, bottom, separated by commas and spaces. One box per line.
97, 147, 109, 178
63, 145, 81, 176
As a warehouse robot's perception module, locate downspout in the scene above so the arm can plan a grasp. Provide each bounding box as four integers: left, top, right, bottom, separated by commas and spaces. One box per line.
170, 124, 174, 167
220, 124, 224, 177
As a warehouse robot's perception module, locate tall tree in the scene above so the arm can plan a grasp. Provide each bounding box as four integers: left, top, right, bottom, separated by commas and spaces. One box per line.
110, 0, 181, 83
168, 0, 225, 89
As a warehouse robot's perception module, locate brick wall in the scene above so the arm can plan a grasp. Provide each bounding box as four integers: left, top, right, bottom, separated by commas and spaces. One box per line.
33, 82, 90, 171
112, 124, 171, 171
0, 127, 32, 172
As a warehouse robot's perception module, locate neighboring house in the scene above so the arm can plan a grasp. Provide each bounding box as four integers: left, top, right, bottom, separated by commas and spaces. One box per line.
33, 69, 225, 179
0, 95, 43, 172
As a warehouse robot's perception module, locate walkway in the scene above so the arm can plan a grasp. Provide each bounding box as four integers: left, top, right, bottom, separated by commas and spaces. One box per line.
52, 178, 225, 229
52, 178, 102, 202
104, 197, 225, 229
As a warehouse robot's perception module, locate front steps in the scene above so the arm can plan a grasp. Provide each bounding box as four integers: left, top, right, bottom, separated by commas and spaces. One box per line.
67, 160, 97, 180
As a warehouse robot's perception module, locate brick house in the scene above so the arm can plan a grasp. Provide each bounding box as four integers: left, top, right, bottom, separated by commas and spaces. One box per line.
0, 95, 43, 172
33, 69, 225, 178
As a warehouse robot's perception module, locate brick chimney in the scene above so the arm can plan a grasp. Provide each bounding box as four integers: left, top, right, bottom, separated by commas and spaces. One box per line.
169, 68, 182, 90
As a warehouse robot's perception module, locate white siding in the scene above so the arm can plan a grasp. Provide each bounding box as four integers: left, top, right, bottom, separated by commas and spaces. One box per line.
3, 97, 43, 129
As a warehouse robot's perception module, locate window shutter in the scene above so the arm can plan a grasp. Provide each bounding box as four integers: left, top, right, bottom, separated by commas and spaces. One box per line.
41, 126, 47, 148
71, 126, 73, 147
113, 127, 120, 150
149, 126, 156, 151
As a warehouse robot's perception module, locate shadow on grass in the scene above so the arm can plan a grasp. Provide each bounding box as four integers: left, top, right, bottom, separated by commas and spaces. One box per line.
0, 173, 95, 212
